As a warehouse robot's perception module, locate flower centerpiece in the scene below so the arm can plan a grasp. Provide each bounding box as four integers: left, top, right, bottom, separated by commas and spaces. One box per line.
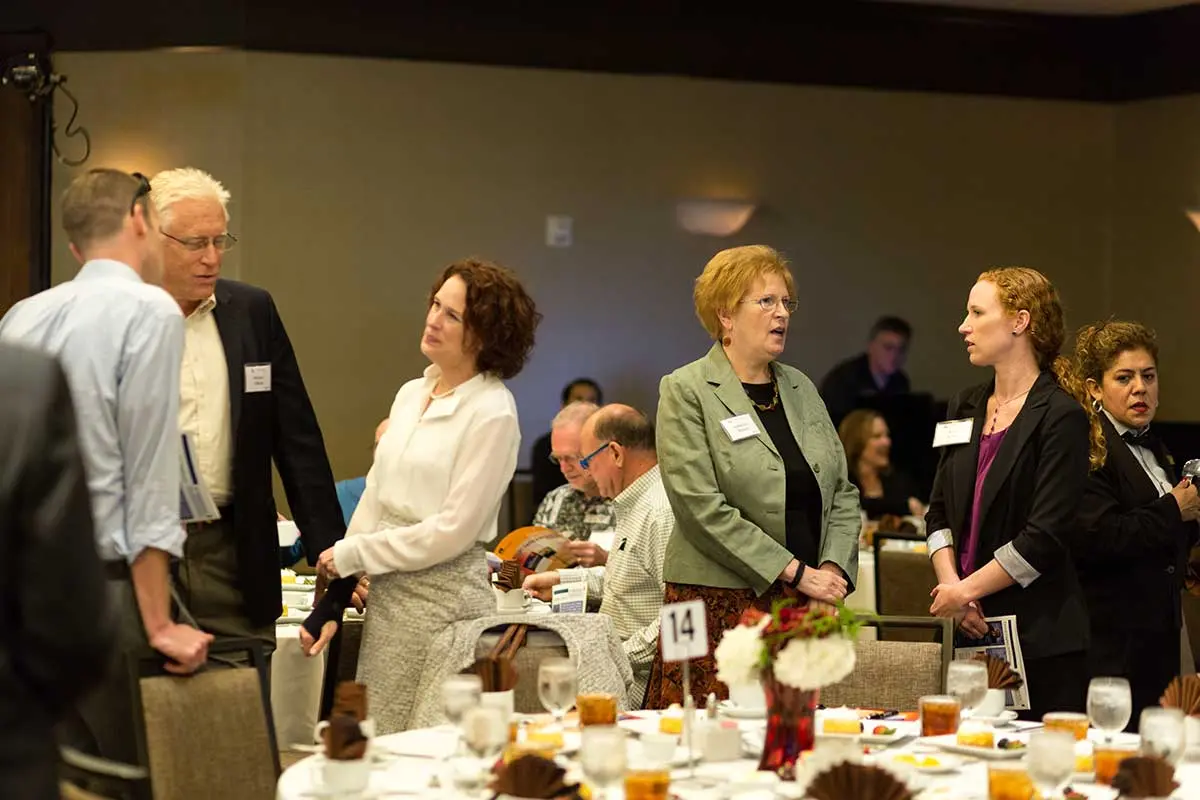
714, 599, 863, 778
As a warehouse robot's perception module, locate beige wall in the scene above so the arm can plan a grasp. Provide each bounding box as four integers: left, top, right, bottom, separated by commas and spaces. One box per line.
53, 50, 1124, 486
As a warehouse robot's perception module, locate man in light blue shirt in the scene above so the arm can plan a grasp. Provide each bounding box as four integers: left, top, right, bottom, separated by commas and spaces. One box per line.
0, 168, 212, 762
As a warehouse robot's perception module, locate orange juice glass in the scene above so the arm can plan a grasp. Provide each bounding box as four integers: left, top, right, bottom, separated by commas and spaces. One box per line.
987, 762, 1034, 800
1094, 743, 1138, 785
919, 695, 961, 737
1043, 712, 1089, 742
624, 769, 670, 800
577, 692, 618, 727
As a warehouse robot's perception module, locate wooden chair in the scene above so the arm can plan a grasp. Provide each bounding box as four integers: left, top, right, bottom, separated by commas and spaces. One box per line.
129, 639, 280, 800
820, 616, 952, 711
58, 746, 151, 800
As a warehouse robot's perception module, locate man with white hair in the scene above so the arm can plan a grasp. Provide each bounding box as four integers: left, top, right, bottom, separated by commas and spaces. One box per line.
150, 166, 348, 653
532, 401, 615, 567
0, 168, 212, 762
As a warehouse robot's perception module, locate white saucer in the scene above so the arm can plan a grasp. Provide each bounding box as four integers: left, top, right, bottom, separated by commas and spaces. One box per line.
718, 701, 766, 720
972, 710, 1019, 726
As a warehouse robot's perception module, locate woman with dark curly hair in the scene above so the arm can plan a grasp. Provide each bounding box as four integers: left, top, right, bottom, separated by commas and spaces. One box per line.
301, 258, 540, 733
1068, 320, 1200, 728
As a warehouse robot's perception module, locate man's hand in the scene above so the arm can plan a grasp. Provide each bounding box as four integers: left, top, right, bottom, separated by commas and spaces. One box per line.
565, 540, 608, 567
352, 576, 369, 612
522, 572, 562, 602
300, 620, 338, 657
317, 546, 340, 579
149, 623, 213, 675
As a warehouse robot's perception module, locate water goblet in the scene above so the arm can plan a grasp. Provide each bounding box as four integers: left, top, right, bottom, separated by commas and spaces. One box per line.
1086, 677, 1132, 742
946, 660, 989, 718
537, 658, 578, 731
580, 725, 628, 800
1139, 707, 1186, 766
1026, 729, 1076, 799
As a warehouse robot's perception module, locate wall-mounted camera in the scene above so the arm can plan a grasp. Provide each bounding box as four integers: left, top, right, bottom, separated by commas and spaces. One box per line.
2, 52, 90, 166
2, 53, 50, 98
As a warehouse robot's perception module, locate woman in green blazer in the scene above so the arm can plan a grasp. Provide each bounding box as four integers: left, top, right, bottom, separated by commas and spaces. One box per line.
644, 245, 861, 708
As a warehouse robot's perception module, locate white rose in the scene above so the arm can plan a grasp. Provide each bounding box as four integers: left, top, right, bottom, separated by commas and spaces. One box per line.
772, 636, 856, 691
714, 618, 769, 687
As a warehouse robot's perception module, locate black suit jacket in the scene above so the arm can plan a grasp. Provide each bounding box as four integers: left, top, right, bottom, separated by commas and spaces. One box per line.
926, 371, 1090, 661
1076, 415, 1197, 634
212, 280, 345, 626
0, 344, 115, 799
819, 353, 911, 428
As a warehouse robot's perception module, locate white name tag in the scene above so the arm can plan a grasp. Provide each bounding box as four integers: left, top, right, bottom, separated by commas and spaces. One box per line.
245, 363, 272, 393
933, 418, 974, 448
588, 530, 616, 552
720, 413, 760, 442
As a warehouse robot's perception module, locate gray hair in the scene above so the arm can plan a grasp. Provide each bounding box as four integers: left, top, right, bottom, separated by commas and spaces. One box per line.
149, 166, 231, 231
551, 401, 598, 431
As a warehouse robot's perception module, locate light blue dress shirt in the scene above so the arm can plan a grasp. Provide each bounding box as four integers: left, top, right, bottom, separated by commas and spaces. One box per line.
0, 259, 186, 563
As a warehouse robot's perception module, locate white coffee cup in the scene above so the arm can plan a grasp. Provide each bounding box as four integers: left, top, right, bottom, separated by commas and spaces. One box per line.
314, 717, 376, 745
975, 688, 1006, 717
639, 732, 678, 766
495, 588, 528, 613
1185, 714, 1200, 751
319, 757, 369, 793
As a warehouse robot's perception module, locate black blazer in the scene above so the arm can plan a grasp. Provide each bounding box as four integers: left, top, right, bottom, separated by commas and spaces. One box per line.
925, 371, 1090, 661
1076, 414, 1197, 633
0, 345, 115, 799
213, 280, 346, 626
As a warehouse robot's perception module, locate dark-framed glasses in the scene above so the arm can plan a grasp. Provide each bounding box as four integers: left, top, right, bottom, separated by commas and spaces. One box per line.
160, 229, 239, 253
579, 442, 612, 471
129, 172, 151, 215
742, 295, 798, 313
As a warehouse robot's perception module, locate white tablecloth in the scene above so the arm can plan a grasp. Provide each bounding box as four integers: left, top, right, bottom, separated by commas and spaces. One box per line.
276, 712, 1200, 800
846, 550, 876, 616
272, 623, 327, 750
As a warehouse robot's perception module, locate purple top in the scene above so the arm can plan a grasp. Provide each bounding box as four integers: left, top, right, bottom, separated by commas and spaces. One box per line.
960, 427, 1009, 576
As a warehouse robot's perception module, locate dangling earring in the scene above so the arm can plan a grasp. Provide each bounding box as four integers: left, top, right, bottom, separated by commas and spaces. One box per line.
1091, 398, 1102, 413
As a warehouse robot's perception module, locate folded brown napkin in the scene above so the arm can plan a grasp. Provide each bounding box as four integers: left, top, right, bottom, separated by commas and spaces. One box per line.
492, 755, 580, 800
464, 624, 525, 692
971, 653, 1024, 690
1110, 755, 1178, 798
331, 681, 368, 721
1160, 674, 1200, 715
495, 560, 523, 592
806, 762, 913, 800
324, 714, 368, 761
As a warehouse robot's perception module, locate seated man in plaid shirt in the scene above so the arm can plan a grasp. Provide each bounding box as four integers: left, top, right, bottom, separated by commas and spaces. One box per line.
524, 405, 673, 708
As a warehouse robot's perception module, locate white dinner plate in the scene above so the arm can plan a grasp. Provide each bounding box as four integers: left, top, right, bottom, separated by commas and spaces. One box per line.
889, 752, 962, 774
919, 734, 1026, 760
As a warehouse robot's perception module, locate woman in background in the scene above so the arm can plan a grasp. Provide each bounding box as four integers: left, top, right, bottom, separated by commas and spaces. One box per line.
1070, 320, 1200, 727
838, 409, 925, 520
926, 267, 1092, 719
301, 258, 540, 733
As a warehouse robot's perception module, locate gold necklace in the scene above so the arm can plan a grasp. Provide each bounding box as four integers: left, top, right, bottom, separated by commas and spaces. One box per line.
747, 375, 780, 412
987, 385, 1033, 434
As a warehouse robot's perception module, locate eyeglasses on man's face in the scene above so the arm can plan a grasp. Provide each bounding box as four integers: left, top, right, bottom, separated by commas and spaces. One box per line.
160, 229, 239, 253
548, 452, 581, 468
578, 441, 612, 471
741, 295, 798, 314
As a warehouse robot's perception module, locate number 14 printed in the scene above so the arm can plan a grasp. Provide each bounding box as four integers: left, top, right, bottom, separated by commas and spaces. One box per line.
660, 600, 708, 662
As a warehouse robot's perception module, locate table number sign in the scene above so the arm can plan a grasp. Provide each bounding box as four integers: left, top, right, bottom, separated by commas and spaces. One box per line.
660, 600, 708, 662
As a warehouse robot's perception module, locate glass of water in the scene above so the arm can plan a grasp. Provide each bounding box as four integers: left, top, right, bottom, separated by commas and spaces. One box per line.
946, 660, 989, 717
1026, 730, 1076, 799
1139, 707, 1186, 766
442, 674, 483, 758
538, 658, 578, 730
1087, 677, 1132, 742
580, 726, 628, 800
454, 705, 509, 794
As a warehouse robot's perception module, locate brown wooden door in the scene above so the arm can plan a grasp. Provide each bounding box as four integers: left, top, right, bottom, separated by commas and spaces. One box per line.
0, 39, 51, 317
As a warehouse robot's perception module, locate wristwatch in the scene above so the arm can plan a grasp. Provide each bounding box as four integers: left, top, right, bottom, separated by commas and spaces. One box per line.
786, 559, 807, 588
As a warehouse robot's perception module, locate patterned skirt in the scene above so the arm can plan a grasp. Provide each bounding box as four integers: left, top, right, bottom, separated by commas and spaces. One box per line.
643, 581, 791, 709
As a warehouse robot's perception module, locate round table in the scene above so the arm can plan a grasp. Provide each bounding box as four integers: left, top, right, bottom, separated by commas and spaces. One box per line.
276, 710, 1200, 799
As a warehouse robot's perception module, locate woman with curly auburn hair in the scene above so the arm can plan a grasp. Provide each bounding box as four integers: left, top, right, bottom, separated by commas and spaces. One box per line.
1069, 320, 1199, 729
300, 257, 541, 733
926, 267, 1094, 718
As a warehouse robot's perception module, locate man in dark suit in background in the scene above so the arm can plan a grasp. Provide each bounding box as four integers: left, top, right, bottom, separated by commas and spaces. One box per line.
150, 167, 346, 653
0, 344, 115, 798
820, 316, 913, 427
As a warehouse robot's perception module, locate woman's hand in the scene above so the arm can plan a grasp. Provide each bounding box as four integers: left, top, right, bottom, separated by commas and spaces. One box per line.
300, 619, 339, 657
907, 497, 927, 518
930, 581, 971, 617
352, 575, 369, 611
317, 546, 340, 579
955, 601, 989, 639
1171, 478, 1200, 522
798, 565, 848, 603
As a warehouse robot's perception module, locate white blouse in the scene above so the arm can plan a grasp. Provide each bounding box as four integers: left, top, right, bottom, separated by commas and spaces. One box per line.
332, 365, 520, 577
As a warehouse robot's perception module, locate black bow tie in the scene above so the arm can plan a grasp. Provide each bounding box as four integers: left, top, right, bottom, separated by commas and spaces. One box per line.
1122, 429, 1159, 450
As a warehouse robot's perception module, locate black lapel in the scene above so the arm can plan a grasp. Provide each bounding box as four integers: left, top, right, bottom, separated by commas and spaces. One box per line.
949, 383, 988, 536
1101, 414, 1173, 502
975, 371, 1055, 529
211, 281, 244, 440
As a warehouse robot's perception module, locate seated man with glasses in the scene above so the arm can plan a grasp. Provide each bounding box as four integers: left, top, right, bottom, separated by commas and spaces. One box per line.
532, 401, 615, 568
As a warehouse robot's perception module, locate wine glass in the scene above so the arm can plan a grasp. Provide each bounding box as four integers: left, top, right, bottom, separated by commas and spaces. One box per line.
580, 726, 628, 800
1086, 677, 1132, 742
946, 660, 989, 718
442, 674, 483, 758
454, 705, 509, 795
1139, 707, 1186, 766
537, 658, 578, 731
1026, 730, 1075, 799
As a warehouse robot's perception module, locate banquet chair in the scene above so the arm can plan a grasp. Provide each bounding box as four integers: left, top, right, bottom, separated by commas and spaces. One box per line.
129, 638, 280, 800
58, 746, 151, 800
820, 616, 951, 711
873, 532, 937, 642
474, 624, 569, 713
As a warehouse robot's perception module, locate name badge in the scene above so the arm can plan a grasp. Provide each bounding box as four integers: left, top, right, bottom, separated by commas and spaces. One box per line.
933, 418, 974, 448
244, 363, 272, 393
720, 413, 760, 442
